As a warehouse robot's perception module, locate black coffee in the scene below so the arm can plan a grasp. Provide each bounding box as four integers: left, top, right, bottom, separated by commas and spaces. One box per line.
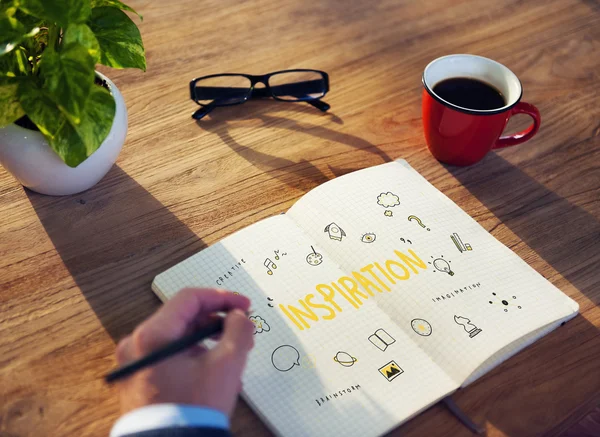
433, 77, 505, 110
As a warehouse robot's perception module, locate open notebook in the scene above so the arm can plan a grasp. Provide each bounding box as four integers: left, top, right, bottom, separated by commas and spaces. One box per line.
152, 160, 579, 437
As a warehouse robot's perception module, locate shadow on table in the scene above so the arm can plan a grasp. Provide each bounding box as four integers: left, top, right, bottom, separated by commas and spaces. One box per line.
196, 100, 392, 190
446, 152, 600, 304
25, 165, 211, 342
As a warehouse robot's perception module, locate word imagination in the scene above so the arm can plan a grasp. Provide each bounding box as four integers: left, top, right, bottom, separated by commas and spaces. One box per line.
279, 249, 427, 330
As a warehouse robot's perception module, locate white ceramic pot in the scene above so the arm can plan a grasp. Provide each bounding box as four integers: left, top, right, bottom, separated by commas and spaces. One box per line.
0, 71, 127, 196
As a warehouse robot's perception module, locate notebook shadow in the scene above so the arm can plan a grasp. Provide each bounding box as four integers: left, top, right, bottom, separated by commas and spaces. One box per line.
196, 100, 392, 191
25, 165, 209, 342
445, 153, 600, 305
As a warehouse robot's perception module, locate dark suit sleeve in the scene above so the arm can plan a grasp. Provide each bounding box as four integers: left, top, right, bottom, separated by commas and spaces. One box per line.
120, 427, 231, 437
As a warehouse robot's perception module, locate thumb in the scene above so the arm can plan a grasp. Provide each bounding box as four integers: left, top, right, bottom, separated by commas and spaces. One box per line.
215, 310, 255, 359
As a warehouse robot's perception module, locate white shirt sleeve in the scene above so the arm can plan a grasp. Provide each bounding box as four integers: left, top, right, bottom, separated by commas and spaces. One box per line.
110, 404, 229, 437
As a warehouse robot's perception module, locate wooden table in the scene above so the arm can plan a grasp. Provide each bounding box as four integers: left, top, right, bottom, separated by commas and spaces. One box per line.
1, 0, 599, 435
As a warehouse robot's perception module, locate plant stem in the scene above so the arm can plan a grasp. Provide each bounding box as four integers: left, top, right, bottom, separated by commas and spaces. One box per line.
48, 24, 59, 51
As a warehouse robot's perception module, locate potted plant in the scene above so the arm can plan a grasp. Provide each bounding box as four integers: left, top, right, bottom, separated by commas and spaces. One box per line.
0, 0, 145, 195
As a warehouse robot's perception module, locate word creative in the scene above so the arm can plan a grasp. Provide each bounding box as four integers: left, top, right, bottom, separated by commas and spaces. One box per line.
279, 249, 427, 331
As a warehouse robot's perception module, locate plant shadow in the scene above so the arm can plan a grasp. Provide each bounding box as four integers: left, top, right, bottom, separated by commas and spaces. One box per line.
25, 165, 210, 342
195, 100, 392, 191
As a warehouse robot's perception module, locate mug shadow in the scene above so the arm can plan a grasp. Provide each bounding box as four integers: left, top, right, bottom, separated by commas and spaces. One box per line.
195, 100, 392, 191
437, 152, 600, 436
25, 165, 209, 342
445, 152, 600, 305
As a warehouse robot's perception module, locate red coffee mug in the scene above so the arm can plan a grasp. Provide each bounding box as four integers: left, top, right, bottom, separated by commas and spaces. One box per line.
422, 54, 541, 166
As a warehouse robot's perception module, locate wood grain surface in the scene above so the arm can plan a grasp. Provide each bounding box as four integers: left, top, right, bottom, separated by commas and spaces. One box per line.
1, 0, 599, 436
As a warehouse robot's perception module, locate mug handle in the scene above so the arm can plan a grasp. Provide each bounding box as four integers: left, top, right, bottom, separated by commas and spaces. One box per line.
493, 102, 541, 149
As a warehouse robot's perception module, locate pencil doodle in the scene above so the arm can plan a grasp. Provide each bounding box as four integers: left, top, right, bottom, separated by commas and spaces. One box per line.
451, 233, 473, 252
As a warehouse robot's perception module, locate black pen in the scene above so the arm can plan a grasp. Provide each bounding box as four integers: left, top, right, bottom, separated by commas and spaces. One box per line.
105, 318, 225, 383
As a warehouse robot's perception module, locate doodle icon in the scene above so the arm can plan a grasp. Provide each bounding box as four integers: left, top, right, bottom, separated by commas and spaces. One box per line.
324, 222, 347, 241
400, 238, 412, 244
451, 233, 473, 253
264, 258, 277, 275
377, 192, 400, 208
408, 215, 430, 231
306, 246, 323, 266
411, 318, 432, 336
489, 293, 522, 312
378, 360, 404, 382
384, 210, 393, 217
454, 315, 482, 338
429, 255, 454, 276
333, 351, 358, 367
368, 328, 396, 351
267, 297, 274, 307
271, 345, 301, 372
249, 315, 270, 335
361, 232, 376, 243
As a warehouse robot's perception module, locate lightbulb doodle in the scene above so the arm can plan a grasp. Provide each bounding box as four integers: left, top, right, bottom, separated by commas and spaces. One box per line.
333, 351, 358, 367
489, 293, 521, 312
324, 222, 346, 241
408, 215, 430, 231
377, 192, 400, 217
411, 318, 432, 336
428, 255, 454, 276
361, 232, 376, 243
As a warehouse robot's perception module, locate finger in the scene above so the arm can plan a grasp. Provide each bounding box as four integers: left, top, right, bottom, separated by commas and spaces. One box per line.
133, 289, 250, 354
116, 335, 134, 365
215, 309, 255, 359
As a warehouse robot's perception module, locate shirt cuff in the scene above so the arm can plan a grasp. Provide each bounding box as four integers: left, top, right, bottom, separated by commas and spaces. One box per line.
110, 404, 229, 437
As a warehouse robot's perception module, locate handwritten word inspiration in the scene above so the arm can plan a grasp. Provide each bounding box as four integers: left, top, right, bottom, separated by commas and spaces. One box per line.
279, 249, 427, 330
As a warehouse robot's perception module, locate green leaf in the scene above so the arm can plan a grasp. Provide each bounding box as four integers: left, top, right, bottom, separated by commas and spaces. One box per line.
90, 7, 146, 71
19, 0, 91, 27
90, 0, 142, 20
19, 79, 116, 167
41, 42, 95, 124
0, 46, 29, 76
0, 11, 39, 56
0, 77, 25, 126
63, 23, 100, 63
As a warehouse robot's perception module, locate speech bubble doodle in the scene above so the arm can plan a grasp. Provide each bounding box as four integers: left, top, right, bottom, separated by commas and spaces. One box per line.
249, 315, 270, 334
377, 192, 400, 208
271, 345, 300, 372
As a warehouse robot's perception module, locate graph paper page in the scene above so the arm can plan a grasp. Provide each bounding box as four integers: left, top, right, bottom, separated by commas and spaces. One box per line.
287, 160, 579, 386
153, 214, 457, 437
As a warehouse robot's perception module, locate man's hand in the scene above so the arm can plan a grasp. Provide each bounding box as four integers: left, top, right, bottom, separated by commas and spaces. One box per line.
115, 288, 254, 416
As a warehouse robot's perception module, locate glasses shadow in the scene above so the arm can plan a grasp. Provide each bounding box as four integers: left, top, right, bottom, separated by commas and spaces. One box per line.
195, 100, 393, 191
25, 165, 209, 342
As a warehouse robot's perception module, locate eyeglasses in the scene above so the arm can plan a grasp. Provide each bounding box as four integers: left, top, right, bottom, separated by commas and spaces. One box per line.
189, 69, 330, 120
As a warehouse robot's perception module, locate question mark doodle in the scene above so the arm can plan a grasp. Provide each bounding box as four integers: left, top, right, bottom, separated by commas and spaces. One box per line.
408, 215, 430, 231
